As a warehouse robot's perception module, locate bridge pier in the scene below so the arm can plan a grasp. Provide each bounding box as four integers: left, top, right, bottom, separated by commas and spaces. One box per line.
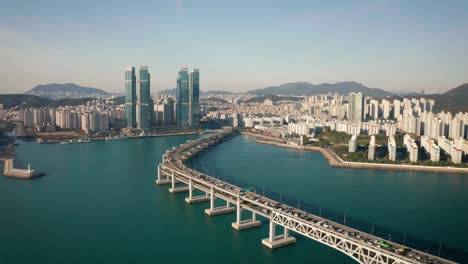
262, 220, 296, 249
205, 187, 235, 216
185, 179, 210, 204
169, 171, 189, 193
155, 164, 172, 185
232, 197, 261, 230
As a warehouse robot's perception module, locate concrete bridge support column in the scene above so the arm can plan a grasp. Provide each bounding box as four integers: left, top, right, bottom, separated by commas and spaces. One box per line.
210, 187, 214, 210
232, 197, 261, 231
171, 171, 175, 189
205, 187, 235, 216
169, 171, 189, 194
262, 220, 296, 249
185, 179, 210, 204
269, 221, 276, 242
155, 165, 172, 185
189, 179, 192, 199
157, 164, 160, 182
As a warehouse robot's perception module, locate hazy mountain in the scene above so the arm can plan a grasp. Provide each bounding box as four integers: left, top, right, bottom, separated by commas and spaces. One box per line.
247, 81, 394, 98
25, 83, 110, 100
201, 97, 230, 104
243, 94, 303, 104
202, 90, 233, 95
0, 94, 96, 109
421, 83, 468, 113
157, 88, 177, 96
443, 83, 468, 97
157, 88, 233, 96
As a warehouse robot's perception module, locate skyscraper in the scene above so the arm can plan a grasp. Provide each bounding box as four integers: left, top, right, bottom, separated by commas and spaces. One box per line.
347, 92, 364, 122
125, 67, 136, 128
163, 97, 175, 125
137, 66, 151, 130
176, 68, 190, 127
189, 69, 200, 127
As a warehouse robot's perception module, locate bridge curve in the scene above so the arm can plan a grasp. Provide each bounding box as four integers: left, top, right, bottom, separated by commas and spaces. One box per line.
156, 129, 457, 264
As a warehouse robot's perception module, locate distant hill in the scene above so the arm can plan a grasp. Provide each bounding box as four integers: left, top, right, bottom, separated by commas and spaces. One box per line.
158, 88, 177, 96
424, 83, 468, 113
0, 94, 53, 109
201, 97, 230, 104
25, 83, 110, 100
203, 90, 233, 96
243, 94, 303, 104
0, 94, 96, 109
444, 83, 468, 97
157, 88, 233, 96
111, 96, 125, 105
247, 81, 394, 98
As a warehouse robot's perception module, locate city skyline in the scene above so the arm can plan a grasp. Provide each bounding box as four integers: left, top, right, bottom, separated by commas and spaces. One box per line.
1, 0, 468, 94
2, 1, 468, 263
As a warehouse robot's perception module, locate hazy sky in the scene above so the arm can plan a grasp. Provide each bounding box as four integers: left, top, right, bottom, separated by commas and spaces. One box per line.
1, 0, 467, 94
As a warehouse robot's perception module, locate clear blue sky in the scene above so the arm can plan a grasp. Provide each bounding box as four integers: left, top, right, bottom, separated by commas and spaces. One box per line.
1, 0, 467, 94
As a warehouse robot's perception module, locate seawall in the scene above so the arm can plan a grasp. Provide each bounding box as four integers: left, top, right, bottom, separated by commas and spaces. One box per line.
241, 132, 468, 175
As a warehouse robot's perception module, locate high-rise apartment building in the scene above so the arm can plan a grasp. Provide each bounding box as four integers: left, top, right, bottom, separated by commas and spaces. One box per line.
381, 99, 391, 120
189, 69, 200, 127
368, 135, 376, 160
163, 97, 175, 125
349, 135, 357, 152
369, 99, 379, 120
137, 66, 151, 130
388, 136, 397, 161
125, 67, 137, 128
176, 67, 200, 128
393, 100, 401, 119
176, 68, 190, 127
347, 92, 364, 122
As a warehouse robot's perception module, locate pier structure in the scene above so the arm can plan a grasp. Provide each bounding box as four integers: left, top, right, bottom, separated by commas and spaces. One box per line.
3, 159, 44, 179
156, 129, 456, 264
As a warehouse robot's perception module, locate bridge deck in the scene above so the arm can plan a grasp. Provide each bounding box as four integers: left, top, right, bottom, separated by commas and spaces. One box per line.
157, 130, 457, 264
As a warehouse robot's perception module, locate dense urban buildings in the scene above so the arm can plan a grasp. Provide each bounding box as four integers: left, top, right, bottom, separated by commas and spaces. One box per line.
17, 98, 125, 134
9, 82, 468, 166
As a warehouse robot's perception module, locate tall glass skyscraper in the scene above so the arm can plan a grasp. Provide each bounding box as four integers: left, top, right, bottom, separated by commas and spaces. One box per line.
176, 68, 190, 127
125, 67, 136, 128
138, 66, 151, 130
189, 69, 200, 127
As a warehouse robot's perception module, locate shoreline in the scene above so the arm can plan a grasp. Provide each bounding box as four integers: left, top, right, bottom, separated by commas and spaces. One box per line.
241, 132, 468, 175
37, 131, 200, 144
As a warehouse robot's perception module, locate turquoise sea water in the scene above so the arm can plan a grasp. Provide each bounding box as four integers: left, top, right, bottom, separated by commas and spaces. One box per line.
0, 135, 467, 263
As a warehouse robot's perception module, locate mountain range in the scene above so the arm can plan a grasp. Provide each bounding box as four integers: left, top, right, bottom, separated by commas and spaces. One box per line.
419, 83, 468, 113
25, 83, 110, 100
157, 88, 233, 96
0, 94, 97, 109
247, 81, 394, 98
2, 81, 466, 112
243, 94, 303, 104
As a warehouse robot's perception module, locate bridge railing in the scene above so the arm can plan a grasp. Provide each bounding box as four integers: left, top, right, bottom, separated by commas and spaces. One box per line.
187, 162, 468, 263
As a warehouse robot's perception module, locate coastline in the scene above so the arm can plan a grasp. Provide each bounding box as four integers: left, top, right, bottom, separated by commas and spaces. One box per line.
241, 132, 468, 175
37, 130, 200, 144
